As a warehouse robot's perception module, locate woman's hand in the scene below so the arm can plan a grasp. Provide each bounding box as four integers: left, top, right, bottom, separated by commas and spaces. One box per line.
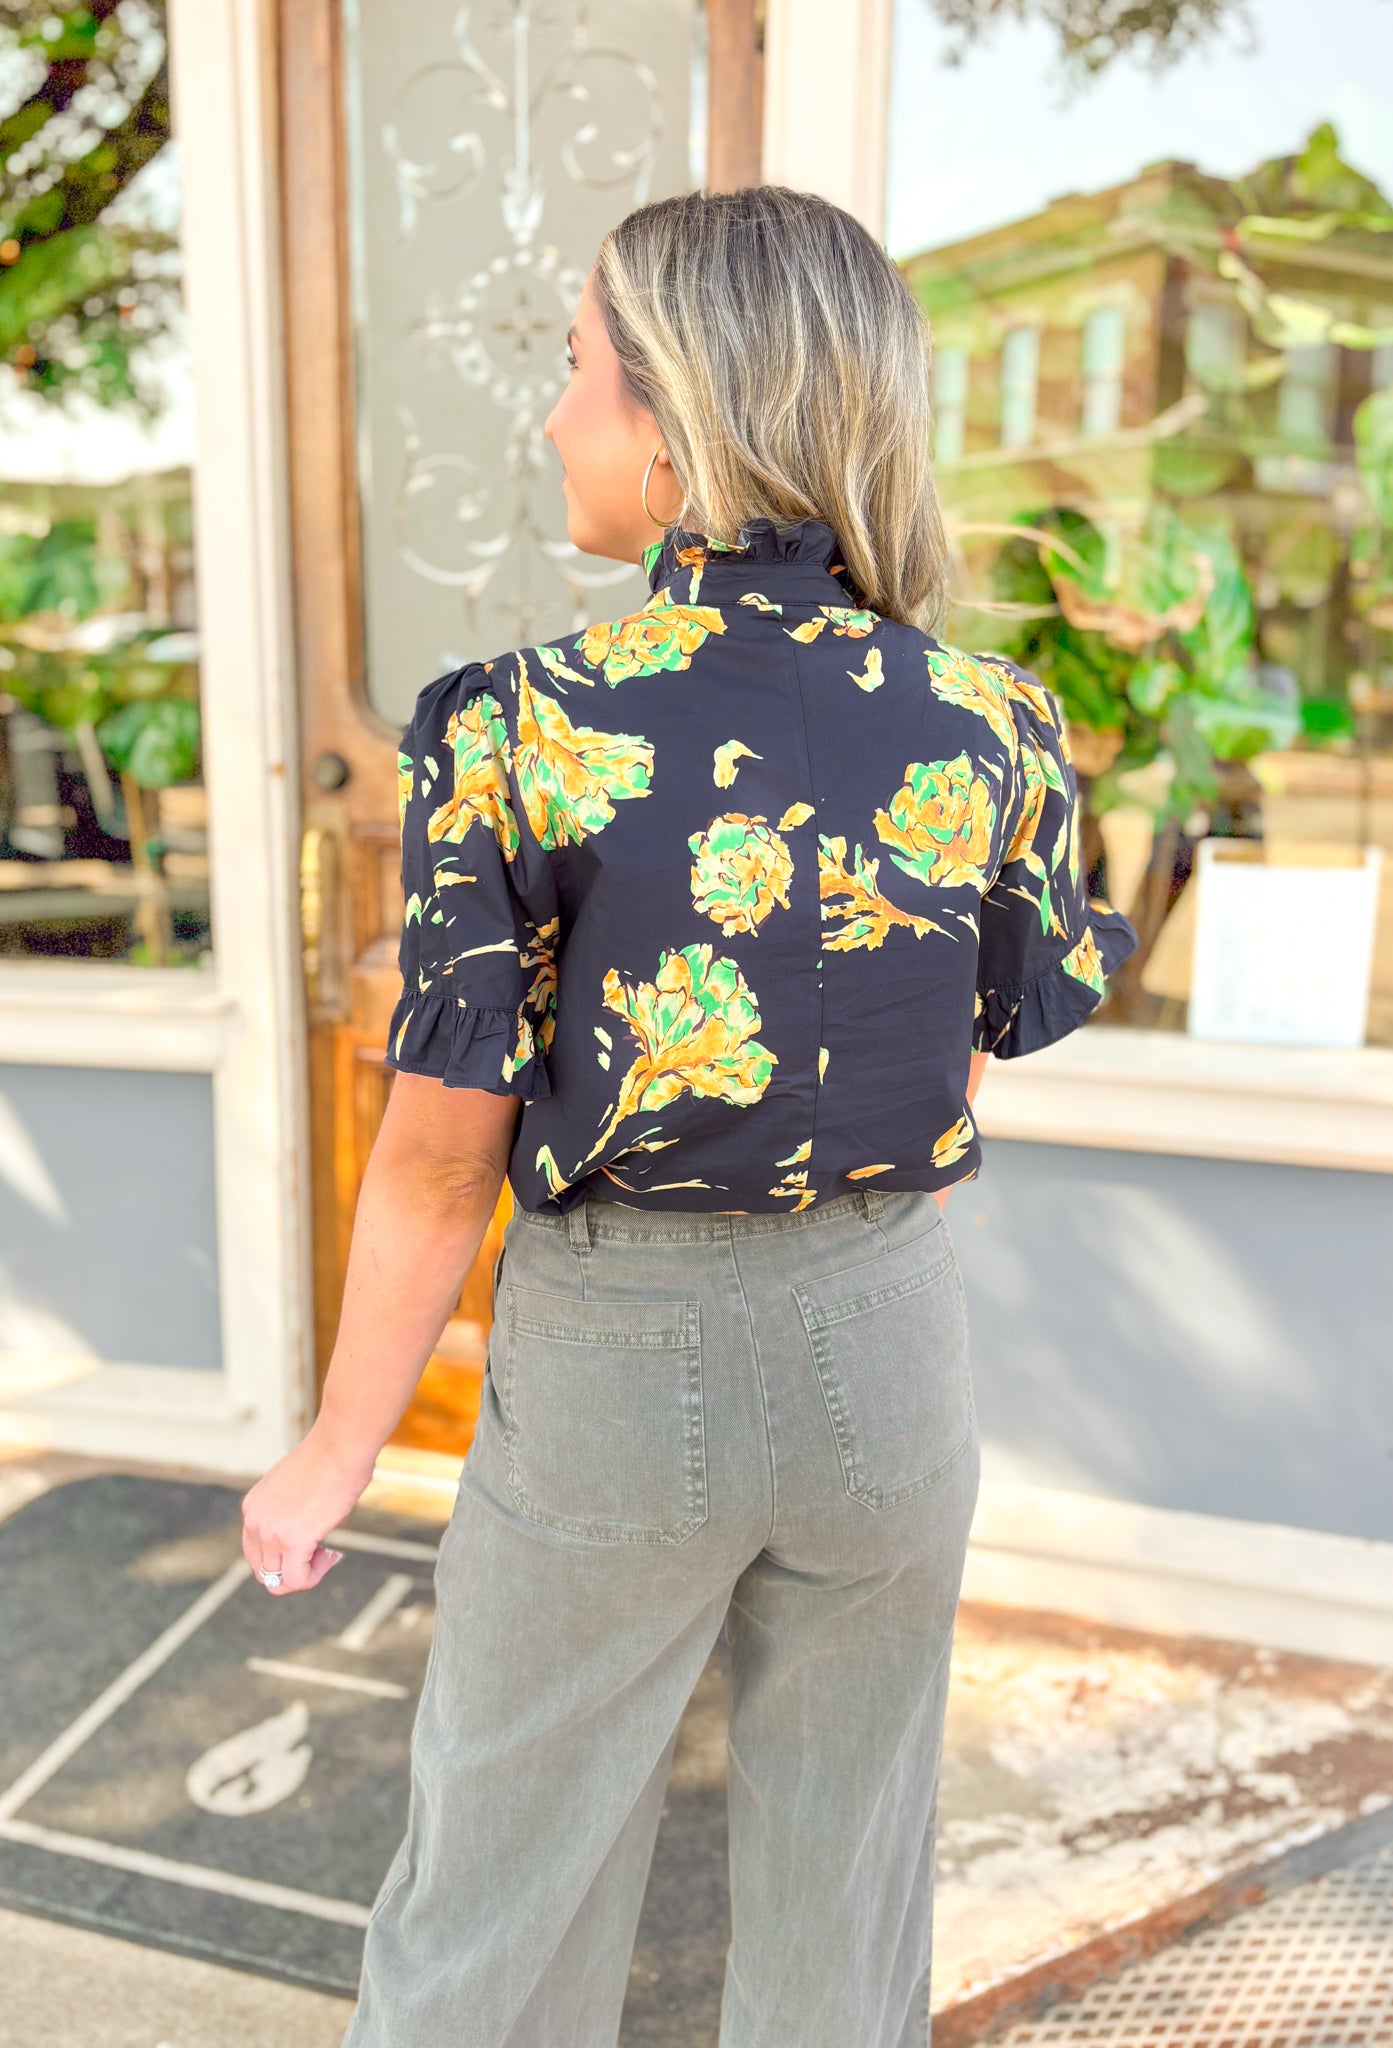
240, 1423, 378, 1596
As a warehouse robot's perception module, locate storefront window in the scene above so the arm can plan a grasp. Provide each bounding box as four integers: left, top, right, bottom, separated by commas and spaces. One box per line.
0, 2, 208, 967
889, 0, 1393, 1051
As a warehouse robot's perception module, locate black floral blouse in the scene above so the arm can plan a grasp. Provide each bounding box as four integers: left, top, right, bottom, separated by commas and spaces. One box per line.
387, 516, 1137, 1214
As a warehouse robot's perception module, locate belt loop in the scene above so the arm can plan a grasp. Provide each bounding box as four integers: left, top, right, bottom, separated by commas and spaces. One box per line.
860, 1188, 886, 1223
566, 1197, 592, 1252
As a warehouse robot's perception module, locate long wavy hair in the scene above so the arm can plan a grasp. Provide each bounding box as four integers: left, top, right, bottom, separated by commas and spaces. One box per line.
591, 184, 951, 635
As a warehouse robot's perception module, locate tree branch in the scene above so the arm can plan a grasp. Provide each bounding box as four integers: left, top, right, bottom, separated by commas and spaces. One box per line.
7, 57, 169, 250
0, 0, 124, 164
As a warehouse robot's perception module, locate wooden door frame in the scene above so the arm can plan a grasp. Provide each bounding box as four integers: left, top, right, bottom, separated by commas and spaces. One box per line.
276, 0, 766, 1444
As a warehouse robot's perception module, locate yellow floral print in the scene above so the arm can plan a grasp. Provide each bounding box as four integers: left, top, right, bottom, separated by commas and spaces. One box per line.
397, 749, 414, 828
1060, 925, 1106, 995
511, 652, 653, 849
771, 1139, 814, 1208
784, 605, 879, 643
579, 598, 725, 684
932, 1113, 974, 1168
714, 738, 763, 786
535, 644, 595, 689
535, 1145, 572, 1198
849, 647, 884, 691
846, 1162, 894, 1178
586, 942, 777, 1157
874, 753, 997, 893
1004, 744, 1049, 869
819, 834, 943, 950
521, 914, 560, 1054
777, 801, 815, 830
982, 652, 1060, 729
1003, 741, 1070, 934
689, 813, 795, 935
427, 693, 520, 856
925, 647, 1019, 758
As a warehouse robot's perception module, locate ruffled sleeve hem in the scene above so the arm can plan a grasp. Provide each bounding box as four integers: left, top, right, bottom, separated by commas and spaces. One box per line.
974, 906, 1138, 1060
383, 990, 553, 1100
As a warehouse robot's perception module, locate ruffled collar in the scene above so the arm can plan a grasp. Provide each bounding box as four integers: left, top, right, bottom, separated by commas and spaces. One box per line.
642, 515, 867, 606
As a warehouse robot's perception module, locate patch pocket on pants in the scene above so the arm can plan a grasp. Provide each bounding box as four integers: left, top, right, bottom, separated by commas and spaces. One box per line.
499, 1283, 706, 1545
793, 1224, 973, 1511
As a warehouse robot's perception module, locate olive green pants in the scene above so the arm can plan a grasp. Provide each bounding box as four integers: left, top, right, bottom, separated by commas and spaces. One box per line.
342, 1184, 980, 2048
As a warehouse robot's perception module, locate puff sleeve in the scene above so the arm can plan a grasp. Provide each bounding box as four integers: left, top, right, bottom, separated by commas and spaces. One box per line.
972, 657, 1137, 1058
384, 659, 558, 1097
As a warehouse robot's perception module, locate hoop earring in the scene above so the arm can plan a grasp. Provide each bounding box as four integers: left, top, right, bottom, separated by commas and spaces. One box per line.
641, 445, 684, 529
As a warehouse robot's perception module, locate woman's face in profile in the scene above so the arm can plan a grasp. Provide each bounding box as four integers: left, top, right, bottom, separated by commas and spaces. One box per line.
544, 267, 685, 565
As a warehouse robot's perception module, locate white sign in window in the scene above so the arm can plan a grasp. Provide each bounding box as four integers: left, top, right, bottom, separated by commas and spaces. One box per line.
1188, 840, 1383, 1050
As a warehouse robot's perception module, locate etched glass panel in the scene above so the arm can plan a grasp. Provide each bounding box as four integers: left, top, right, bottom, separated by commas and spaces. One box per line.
343, 0, 703, 729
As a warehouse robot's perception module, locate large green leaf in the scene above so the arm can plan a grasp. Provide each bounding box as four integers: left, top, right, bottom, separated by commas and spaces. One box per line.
97, 697, 200, 787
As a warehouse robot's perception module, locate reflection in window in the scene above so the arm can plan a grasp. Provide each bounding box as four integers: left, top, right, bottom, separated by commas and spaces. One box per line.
0, 5, 206, 968
1081, 305, 1126, 436
1367, 327, 1393, 397
890, 0, 1393, 1049
933, 344, 969, 463
1185, 302, 1247, 427
1000, 326, 1039, 448
1277, 342, 1337, 447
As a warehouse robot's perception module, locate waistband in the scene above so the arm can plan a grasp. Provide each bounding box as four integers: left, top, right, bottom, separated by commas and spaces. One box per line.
515, 1186, 892, 1250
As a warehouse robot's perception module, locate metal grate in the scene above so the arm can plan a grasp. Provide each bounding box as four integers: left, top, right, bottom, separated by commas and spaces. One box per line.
985, 1836, 1393, 2047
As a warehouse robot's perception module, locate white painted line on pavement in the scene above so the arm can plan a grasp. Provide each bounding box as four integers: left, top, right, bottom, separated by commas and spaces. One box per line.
245, 1657, 408, 1699
0, 1558, 252, 1822
0, 1817, 372, 1926
337, 1572, 418, 1652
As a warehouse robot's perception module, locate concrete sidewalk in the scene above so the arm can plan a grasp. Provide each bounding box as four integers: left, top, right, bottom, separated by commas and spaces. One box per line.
3, 1447, 1390, 2047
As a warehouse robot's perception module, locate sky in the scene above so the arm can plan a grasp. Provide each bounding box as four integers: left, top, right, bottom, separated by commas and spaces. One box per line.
885, 0, 1393, 259
0, 141, 193, 487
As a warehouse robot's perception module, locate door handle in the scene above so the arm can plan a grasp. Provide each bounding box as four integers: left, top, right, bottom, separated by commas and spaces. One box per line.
299, 824, 340, 1007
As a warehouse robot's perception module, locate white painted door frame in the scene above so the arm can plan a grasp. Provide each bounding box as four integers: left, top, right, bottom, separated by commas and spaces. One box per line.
0, 0, 312, 1476
761, 0, 895, 234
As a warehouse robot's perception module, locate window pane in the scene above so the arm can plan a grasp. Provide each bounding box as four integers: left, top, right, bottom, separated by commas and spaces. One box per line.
933, 343, 969, 461
1000, 325, 1039, 447
0, 6, 208, 968
891, 0, 1393, 1049
1277, 342, 1337, 446
1082, 306, 1126, 435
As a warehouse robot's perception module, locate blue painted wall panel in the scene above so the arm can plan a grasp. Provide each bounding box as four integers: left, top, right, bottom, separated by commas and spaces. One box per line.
0, 1063, 222, 1373
953, 1139, 1393, 1544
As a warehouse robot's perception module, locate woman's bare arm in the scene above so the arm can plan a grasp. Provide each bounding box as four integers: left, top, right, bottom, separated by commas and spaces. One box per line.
240, 1075, 520, 1594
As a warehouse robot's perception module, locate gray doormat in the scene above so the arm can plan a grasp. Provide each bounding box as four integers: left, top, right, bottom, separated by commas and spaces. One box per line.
0, 1472, 446, 1998
0, 1469, 735, 2039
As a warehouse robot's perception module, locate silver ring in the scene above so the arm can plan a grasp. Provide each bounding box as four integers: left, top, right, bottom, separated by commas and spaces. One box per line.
258, 1567, 283, 1589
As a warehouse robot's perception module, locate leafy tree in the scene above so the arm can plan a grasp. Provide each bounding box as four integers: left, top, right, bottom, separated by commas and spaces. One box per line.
924, 0, 1253, 76
0, 0, 174, 412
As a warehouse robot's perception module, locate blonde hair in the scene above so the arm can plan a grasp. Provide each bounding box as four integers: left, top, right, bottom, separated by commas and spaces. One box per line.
591, 184, 951, 635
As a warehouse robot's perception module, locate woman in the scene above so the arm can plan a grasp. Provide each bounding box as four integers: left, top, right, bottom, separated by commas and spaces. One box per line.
241, 184, 1135, 2047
